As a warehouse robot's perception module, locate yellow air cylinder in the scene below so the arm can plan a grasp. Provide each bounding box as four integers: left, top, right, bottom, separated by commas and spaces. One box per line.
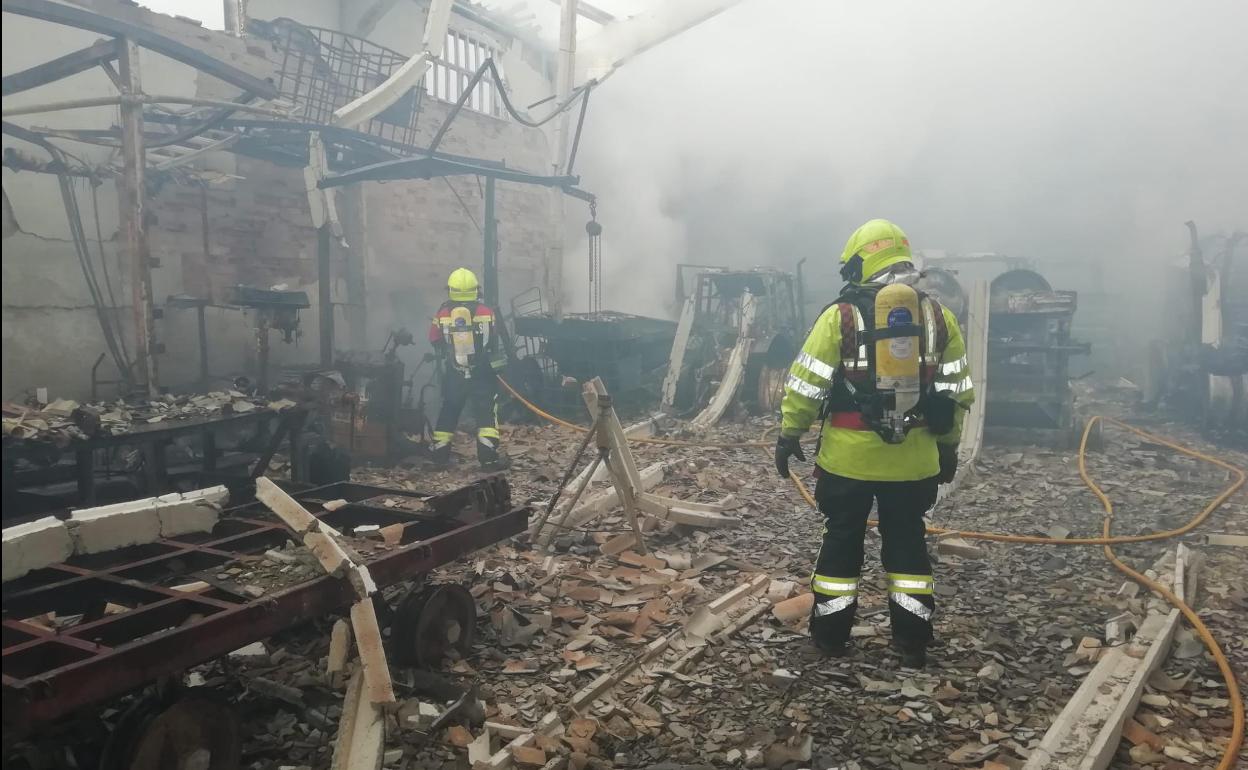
874, 283, 922, 441
449, 305, 475, 368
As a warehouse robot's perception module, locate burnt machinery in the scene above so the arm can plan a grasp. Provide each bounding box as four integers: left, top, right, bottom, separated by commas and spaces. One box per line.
662, 267, 803, 422
228, 286, 310, 395
1145, 223, 1247, 435
984, 269, 1091, 440
916, 267, 969, 324
510, 302, 678, 414
299, 329, 435, 464
163, 286, 311, 396
918, 254, 1092, 444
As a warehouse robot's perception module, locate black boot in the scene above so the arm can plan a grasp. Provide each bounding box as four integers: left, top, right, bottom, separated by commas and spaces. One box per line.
431, 440, 453, 469
815, 638, 848, 658
894, 640, 927, 669
477, 433, 509, 471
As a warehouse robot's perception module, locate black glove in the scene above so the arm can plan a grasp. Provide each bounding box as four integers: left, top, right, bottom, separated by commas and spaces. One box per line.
775, 435, 807, 478
937, 443, 958, 484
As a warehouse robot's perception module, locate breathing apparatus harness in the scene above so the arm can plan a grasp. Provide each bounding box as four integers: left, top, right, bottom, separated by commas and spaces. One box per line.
816, 278, 962, 445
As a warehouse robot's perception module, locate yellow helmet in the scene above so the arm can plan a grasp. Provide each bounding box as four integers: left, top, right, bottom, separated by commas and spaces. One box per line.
448, 268, 480, 302
839, 219, 912, 284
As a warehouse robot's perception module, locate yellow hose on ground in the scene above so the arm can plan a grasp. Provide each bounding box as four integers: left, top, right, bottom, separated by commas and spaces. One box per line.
1078, 417, 1243, 770
786, 417, 1244, 769
501, 379, 1244, 765
497, 376, 769, 449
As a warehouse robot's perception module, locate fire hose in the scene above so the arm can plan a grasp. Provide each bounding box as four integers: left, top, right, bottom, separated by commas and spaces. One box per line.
497, 376, 769, 449
786, 417, 1243, 769
499, 376, 1244, 767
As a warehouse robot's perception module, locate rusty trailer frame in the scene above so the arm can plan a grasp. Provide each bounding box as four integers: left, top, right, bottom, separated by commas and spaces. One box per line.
1, 477, 527, 731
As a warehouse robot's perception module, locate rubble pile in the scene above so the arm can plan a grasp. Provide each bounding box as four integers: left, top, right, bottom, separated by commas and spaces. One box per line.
4, 390, 1243, 769
224, 397, 1247, 768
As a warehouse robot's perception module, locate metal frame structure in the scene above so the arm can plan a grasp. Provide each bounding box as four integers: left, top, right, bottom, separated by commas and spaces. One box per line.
318, 154, 592, 329
2, 0, 286, 396
264, 19, 427, 151
2, 37, 120, 96
2, 477, 527, 731
1, 0, 278, 98
3, 408, 310, 516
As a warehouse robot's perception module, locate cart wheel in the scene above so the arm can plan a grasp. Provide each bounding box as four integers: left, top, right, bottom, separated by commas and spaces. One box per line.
392, 583, 477, 668
101, 690, 240, 770
754, 365, 787, 414
1070, 416, 1104, 452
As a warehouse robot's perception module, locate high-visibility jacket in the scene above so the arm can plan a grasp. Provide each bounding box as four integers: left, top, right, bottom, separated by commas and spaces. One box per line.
428, 301, 507, 377
780, 298, 974, 481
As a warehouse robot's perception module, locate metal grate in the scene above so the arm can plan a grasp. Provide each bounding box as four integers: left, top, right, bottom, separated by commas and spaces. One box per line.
269, 19, 427, 152
428, 29, 506, 119
2, 479, 525, 730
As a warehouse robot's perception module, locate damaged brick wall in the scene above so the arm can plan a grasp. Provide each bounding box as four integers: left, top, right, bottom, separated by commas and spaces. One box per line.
148, 160, 320, 302
2, 3, 560, 402
359, 99, 554, 340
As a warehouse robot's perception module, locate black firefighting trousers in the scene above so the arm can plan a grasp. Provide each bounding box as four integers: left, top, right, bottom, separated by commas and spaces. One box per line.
432, 371, 500, 466
809, 471, 939, 651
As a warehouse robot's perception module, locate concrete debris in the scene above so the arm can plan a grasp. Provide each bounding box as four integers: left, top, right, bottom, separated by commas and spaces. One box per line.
7, 386, 1243, 770
3, 485, 228, 579
936, 536, 986, 559
65, 485, 228, 554
1204, 533, 1248, 547
2, 516, 74, 582
229, 642, 268, 659
326, 619, 351, 689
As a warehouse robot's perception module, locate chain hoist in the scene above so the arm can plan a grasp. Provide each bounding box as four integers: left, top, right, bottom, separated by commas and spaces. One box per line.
586, 199, 603, 316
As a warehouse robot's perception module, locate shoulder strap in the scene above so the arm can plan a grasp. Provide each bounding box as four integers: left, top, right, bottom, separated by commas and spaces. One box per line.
925, 295, 949, 353
837, 303, 857, 362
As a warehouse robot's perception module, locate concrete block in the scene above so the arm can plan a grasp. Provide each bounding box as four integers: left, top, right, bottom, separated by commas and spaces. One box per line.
68, 501, 163, 555
2, 516, 74, 582
937, 536, 985, 559
156, 485, 228, 538
67, 485, 228, 555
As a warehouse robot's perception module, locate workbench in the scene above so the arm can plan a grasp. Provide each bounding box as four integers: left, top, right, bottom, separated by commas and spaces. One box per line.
2, 407, 309, 518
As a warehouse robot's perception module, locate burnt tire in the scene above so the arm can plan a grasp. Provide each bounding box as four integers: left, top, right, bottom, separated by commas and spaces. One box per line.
391, 583, 477, 668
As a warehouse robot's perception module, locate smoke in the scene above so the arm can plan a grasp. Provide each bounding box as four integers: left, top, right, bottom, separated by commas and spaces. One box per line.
565, 0, 1248, 319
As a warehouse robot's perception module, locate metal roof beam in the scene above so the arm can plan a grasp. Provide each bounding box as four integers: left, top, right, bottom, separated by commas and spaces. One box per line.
2, 37, 118, 96
1, 0, 278, 98
318, 154, 594, 202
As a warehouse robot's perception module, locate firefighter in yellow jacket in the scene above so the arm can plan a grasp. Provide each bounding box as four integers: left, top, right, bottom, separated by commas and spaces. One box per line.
776, 219, 974, 668
429, 268, 509, 470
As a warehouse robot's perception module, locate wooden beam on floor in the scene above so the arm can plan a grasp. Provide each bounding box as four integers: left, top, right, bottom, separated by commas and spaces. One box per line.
1021, 548, 1193, 770
255, 477, 395, 706
330, 669, 385, 770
